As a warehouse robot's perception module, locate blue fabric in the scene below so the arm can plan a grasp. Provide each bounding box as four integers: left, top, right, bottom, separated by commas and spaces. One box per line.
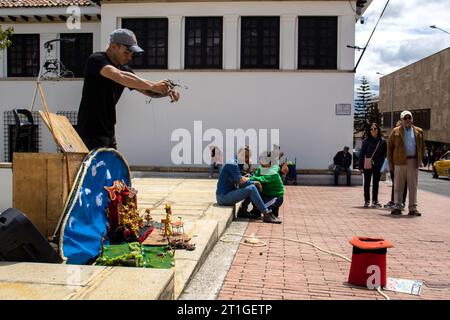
216, 184, 268, 212
59, 149, 130, 264
404, 127, 416, 156
216, 158, 244, 195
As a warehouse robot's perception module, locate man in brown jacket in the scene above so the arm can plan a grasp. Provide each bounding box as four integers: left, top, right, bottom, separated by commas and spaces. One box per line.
387, 110, 425, 216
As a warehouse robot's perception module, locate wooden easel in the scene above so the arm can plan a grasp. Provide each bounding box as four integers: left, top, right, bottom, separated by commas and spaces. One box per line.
31, 79, 88, 192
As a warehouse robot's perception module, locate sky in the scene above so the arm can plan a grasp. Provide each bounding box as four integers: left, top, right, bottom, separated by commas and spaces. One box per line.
354, 0, 450, 96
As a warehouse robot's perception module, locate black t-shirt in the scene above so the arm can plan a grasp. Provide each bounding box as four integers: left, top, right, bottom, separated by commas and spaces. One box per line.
77, 52, 133, 139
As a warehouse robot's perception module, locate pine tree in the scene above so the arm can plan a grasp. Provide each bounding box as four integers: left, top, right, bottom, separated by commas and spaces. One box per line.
366, 100, 382, 137
0, 26, 14, 50
354, 77, 373, 138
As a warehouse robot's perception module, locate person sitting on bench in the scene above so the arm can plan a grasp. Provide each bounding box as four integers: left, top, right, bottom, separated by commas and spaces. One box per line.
333, 146, 352, 186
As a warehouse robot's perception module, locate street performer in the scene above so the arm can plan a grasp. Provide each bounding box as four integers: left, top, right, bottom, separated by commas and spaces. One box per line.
77, 28, 180, 150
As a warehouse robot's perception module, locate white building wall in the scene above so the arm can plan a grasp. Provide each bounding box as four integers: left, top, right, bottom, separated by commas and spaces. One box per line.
0, 71, 354, 168
0, 1, 357, 169
0, 22, 101, 78
0, 22, 100, 156
113, 71, 355, 169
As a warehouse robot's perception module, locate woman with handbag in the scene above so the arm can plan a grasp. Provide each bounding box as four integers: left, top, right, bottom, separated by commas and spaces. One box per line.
359, 123, 387, 208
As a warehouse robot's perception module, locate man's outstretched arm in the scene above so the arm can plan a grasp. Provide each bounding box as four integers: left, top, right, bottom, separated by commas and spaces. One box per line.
100, 65, 170, 95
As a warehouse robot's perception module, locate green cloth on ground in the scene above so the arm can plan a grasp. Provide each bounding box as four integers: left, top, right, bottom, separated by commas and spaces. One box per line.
250, 165, 285, 197
95, 242, 174, 269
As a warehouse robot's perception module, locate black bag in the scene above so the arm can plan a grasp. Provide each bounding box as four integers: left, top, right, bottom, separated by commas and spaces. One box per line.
0, 208, 62, 263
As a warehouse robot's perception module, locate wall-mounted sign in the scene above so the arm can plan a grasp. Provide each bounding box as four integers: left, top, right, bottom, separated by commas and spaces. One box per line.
336, 103, 352, 115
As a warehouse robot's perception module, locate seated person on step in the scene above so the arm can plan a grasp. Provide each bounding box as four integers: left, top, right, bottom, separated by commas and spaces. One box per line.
245, 151, 287, 223
216, 147, 280, 224
333, 146, 352, 186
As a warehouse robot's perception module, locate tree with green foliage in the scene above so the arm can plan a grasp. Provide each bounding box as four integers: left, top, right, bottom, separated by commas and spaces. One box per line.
365, 100, 382, 137
354, 76, 373, 138
0, 26, 14, 50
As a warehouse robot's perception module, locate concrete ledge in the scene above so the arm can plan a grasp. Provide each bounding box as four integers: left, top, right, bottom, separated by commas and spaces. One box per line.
298, 169, 362, 175
0, 177, 235, 300
0, 162, 12, 169
296, 174, 363, 186
202, 204, 235, 237
131, 166, 210, 173
173, 203, 235, 299
174, 220, 218, 299
131, 166, 363, 175
0, 262, 174, 300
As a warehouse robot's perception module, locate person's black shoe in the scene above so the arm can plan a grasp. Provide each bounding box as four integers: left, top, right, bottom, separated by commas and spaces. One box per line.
236, 205, 248, 217
249, 208, 261, 219
237, 208, 261, 219
390, 209, 402, 215
408, 210, 422, 217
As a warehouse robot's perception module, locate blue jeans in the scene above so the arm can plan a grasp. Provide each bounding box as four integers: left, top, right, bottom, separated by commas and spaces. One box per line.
210, 162, 222, 177
242, 195, 284, 217
334, 165, 351, 186
216, 184, 268, 213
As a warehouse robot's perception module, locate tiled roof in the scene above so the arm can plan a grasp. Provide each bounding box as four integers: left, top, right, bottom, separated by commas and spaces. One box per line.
0, 1, 94, 8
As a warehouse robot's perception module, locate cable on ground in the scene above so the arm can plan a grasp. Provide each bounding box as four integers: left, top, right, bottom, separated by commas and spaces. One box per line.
220, 232, 391, 300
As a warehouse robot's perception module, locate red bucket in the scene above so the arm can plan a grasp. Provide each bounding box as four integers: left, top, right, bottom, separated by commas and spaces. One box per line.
348, 237, 393, 287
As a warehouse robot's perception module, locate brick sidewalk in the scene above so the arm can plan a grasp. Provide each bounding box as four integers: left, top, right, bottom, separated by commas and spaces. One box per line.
218, 182, 450, 300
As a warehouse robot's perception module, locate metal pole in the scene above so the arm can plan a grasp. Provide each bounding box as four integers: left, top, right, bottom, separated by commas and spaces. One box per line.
30, 61, 45, 111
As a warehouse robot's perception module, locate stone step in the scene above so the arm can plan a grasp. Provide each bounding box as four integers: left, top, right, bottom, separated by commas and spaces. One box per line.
0, 262, 174, 300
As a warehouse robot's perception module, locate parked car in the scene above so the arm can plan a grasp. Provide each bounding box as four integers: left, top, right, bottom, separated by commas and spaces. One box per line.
432, 151, 450, 179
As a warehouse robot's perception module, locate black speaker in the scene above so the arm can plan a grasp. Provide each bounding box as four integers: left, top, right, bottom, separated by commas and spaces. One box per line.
0, 208, 62, 263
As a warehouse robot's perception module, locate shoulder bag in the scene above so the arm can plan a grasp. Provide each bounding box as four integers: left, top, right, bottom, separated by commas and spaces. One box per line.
364, 140, 381, 170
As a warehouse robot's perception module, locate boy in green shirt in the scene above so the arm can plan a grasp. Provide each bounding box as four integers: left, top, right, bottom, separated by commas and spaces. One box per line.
249, 152, 288, 223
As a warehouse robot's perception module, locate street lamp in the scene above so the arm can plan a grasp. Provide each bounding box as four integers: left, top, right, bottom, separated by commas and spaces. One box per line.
430, 25, 450, 35
347, 45, 365, 51
376, 72, 385, 76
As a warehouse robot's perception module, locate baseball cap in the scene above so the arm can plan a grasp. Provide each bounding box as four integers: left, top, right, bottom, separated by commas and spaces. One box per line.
110, 28, 144, 53
400, 110, 412, 119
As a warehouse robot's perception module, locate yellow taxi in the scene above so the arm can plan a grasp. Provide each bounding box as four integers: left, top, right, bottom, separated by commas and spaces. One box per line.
432, 151, 450, 179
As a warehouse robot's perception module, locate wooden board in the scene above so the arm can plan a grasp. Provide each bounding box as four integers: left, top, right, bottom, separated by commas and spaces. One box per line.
13, 152, 86, 237
39, 110, 88, 153
142, 232, 191, 246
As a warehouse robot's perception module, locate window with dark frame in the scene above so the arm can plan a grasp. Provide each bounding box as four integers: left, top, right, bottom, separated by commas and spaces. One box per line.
298, 16, 337, 70
185, 17, 223, 69
385, 109, 431, 129
60, 33, 93, 77
411, 109, 431, 130
382, 112, 392, 128
122, 18, 168, 69
241, 16, 280, 69
7, 34, 40, 77
393, 111, 401, 125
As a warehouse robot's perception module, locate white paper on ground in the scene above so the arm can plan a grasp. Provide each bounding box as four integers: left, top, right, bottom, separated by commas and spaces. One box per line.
384, 277, 423, 295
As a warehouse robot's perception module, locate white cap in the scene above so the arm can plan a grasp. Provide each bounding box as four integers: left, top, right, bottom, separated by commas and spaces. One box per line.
400, 110, 413, 119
